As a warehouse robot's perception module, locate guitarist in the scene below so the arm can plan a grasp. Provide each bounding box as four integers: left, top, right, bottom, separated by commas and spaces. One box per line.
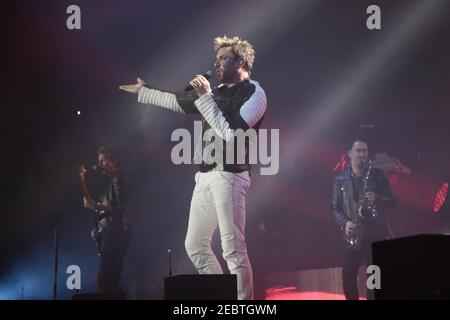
331, 138, 396, 300
79, 145, 131, 299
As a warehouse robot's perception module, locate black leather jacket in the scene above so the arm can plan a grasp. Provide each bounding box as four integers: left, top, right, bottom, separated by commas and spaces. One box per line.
331, 165, 396, 234
137, 79, 267, 173
176, 80, 266, 173
98, 172, 129, 232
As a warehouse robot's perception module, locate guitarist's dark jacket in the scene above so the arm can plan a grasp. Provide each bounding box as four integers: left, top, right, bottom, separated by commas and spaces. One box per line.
98, 171, 129, 232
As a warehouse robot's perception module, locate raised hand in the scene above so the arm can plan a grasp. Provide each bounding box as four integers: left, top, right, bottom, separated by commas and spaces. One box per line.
189, 74, 212, 96
119, 77, 146, 94
78, 165, 87, 182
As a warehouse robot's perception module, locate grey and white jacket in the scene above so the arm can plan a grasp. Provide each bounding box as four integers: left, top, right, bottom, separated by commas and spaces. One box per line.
138, 79, 267, 173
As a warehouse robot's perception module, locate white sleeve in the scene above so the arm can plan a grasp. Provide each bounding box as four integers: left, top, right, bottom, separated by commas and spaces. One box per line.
239, 82, 267, 128
137, 87, 185, 113
194, 82, 267, 141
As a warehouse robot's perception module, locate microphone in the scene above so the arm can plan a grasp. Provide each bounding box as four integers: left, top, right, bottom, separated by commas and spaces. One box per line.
77, 164, 98, 172
184, 70, 213, 92
87, 164, 99, 172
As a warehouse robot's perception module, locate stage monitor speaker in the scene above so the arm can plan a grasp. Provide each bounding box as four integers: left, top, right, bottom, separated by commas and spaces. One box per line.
372, 234, 450, 300
164, 274, 237, 300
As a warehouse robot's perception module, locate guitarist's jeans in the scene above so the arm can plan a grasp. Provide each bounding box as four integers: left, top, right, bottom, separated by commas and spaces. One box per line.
185, 171, 253, 300
98, 224, 130, 298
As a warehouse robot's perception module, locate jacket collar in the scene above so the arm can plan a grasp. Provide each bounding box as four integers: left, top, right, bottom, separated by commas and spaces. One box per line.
344, 164, 352, 178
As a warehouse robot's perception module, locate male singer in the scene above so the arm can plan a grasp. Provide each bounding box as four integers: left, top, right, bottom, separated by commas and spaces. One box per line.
120, 36, 267, 300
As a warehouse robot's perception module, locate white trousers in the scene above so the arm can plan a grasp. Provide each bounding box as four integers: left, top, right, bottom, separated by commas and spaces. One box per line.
185, 170, 253, 300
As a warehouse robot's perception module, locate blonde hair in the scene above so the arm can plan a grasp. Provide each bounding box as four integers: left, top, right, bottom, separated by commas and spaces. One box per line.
213, 36, 255, 73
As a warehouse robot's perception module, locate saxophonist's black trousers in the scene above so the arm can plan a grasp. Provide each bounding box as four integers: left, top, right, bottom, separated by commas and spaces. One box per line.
342, 240, 374, 300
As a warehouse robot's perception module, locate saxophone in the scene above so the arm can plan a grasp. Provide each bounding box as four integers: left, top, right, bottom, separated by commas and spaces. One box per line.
344, 160, 378, 250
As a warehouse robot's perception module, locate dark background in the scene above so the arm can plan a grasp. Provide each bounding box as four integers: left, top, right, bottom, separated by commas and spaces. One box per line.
2, 0, 450, 299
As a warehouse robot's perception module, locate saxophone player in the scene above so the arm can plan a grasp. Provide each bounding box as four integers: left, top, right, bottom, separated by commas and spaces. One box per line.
331, 139, 396, 300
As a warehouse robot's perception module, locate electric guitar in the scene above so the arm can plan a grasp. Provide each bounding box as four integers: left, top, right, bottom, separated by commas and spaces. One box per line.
79, 166, 103, 256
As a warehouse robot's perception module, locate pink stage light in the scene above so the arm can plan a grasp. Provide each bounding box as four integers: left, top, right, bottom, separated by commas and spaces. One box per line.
433, 182, 448, 214
265, 286, 366, 300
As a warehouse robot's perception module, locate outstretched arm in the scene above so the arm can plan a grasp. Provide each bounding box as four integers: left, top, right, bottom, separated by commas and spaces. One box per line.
119, 77, 199, 114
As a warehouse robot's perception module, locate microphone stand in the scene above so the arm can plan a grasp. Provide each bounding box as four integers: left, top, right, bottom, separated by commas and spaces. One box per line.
168, 247, 172, 277
52, 207, 58, 300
